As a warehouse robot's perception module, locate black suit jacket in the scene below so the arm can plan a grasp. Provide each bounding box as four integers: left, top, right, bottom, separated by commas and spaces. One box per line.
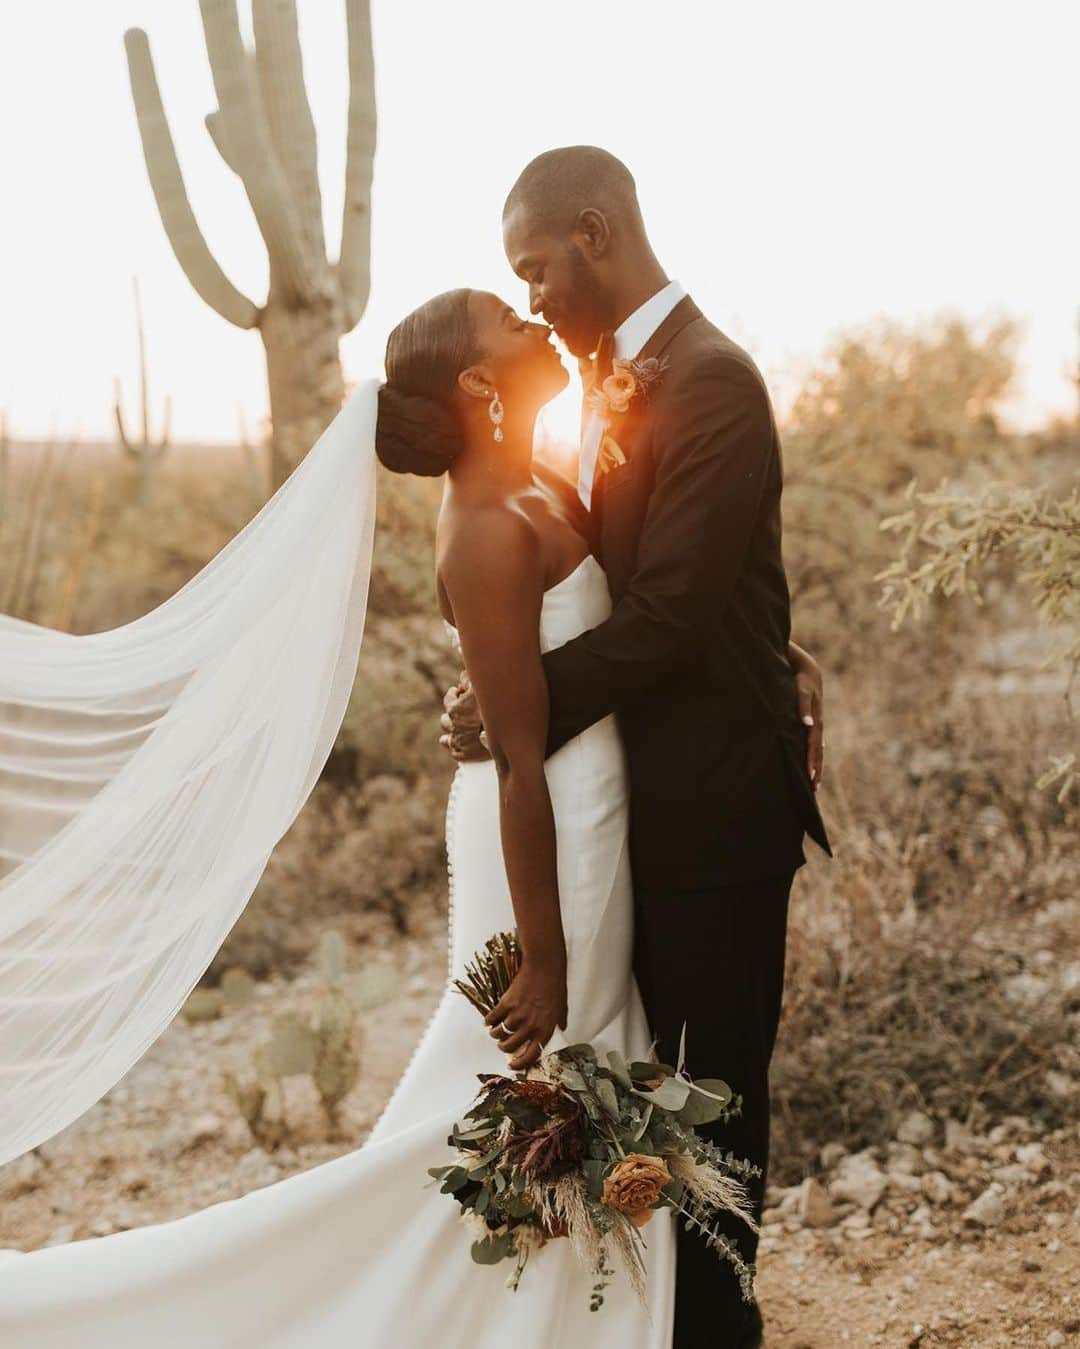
541, 295, 831, 889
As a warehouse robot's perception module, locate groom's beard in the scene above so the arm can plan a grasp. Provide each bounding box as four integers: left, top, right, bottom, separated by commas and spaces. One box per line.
555, 248, 614, 359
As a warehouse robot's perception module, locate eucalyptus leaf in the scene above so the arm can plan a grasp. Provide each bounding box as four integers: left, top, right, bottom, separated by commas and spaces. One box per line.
631, 1102, 654, 1142
582, 1158, 609, 1199
676, 1078, 734, 1127
471, 1233, 516, 1265
559, 1068, 587, 1093
632, 1076, 692, 1111
605, 1050, 633, 1089
594, 1077, 620, 1119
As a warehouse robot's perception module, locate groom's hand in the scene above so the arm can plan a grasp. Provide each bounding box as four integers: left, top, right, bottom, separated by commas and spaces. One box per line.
791, 651, 824, 790
439, 672, 491, 763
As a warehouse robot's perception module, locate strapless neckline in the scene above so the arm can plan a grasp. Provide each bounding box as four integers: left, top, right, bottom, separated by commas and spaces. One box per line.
442, 553, 603, 641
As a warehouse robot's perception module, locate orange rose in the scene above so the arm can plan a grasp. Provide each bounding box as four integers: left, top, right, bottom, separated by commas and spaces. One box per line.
601, 1153, 671, 1218
601, 361, 638, 414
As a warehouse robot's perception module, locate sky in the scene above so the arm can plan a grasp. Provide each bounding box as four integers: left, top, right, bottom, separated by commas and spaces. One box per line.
0, 0, 1077, 444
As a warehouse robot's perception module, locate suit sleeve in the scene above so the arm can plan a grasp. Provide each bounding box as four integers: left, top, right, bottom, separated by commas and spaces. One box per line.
541, 359, 773, 755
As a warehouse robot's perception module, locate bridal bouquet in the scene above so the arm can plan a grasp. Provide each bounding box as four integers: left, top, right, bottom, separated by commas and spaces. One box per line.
427, 933, 759, 1311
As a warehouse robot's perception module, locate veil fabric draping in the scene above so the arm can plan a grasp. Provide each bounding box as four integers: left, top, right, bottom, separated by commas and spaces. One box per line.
0, 379, 379, 1166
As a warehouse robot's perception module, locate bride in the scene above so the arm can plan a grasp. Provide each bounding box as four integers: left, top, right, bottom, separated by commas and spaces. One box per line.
0, 289, 678, 1345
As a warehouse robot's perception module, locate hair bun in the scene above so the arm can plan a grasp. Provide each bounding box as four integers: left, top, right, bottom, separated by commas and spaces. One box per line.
375, 383, 464, 477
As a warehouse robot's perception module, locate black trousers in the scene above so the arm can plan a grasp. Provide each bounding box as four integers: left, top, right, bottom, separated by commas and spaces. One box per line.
632, 869, 798, 1348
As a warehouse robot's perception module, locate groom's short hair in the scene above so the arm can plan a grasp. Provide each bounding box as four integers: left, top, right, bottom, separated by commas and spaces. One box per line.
503, 146, 643, 235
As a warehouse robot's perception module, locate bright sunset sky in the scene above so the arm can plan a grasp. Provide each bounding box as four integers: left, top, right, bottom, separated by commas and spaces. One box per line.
0, 1, 1077, 443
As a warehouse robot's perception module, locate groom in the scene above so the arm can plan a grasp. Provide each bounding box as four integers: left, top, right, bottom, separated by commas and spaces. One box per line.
444, 146, 831, 1347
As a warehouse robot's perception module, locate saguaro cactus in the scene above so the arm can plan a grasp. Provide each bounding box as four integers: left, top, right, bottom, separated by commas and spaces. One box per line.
114, 276, 172, 502
124, 0, 376, 485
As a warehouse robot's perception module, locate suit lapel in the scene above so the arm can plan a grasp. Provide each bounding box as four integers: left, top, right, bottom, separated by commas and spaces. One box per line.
590, 296, 702, 518
636, 294, 703, 364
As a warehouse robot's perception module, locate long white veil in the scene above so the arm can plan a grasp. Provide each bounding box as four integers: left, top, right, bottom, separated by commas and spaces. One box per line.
0, 379, 379, 1166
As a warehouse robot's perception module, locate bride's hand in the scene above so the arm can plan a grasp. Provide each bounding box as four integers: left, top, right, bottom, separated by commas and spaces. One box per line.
439, 673, 492, 763
483, 955, 568, 1072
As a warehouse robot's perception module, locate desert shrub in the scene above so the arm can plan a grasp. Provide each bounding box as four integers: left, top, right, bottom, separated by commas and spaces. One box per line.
221, 931, 400, 1147
770, 677, 1077, 1181
781, 316, 1025, 670
765, 316, 1078, 1176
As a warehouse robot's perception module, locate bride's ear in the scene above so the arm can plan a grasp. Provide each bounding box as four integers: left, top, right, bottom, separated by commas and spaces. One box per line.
457, 365, 494, 402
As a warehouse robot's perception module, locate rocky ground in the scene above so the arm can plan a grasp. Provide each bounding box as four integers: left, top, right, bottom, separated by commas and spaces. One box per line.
1, 910, 1077, 1348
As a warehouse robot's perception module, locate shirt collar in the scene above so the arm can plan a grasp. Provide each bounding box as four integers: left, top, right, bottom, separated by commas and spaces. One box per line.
612, 279, 687, 360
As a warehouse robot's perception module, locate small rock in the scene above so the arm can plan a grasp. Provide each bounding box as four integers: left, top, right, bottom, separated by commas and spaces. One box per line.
0, 1152, 45, 1197
992, 1164, 1034, 1186
184, 1113, 224, 1152
1046, 1332, 1065, 1347
944, 1119, 981, 1155
797, 1177, 836, 1228
44, 1225, 76, 1248
963, 1186, 1005, 1227
830, 1151, 887, 1212
1045, 1071, 1073, 1101
921, 1171, 954, 1205
897, 1111, 935, 1146
1003, 973, 1053, 1010
887, 1141, 925, 1175
888, 1171, 923, 1195
820, 1142, 848, 1171
1015, 1143, 1051, 1175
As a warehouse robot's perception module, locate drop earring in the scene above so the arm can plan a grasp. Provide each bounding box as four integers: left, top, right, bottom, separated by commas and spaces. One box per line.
488, 391, 504, 443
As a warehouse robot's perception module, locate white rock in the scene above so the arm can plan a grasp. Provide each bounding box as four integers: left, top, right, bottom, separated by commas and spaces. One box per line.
44, 1225, 76, 1248
797, 1177, 836, 1228
887, 1141, 925, 1175
1003, 973, 1053, 1010
1046, 1332, 1065, 1347
993, 1164, 1035, 1186
820, 1142, 848, 1171
897, 1111, 935, 1146
944, 1119, 981, 1155
183, 1113, 224, 1152
963, 1186, 1005, 1227
830, 1151, 887, 1212
921, 1170, 954, 1205
1015, 1143, 1051, 1175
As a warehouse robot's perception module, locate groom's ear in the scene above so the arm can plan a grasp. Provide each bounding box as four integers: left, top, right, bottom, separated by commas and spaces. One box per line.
574, 207, 612, 259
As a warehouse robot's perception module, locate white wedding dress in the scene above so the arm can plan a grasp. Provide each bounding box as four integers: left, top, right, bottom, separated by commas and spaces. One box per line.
0, 551, 676, 1347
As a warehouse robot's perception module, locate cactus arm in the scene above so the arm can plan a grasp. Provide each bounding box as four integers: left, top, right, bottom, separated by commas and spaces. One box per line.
113, 376, 135, 457
337, 0, 376, 330
204, 110, 242, 177
252, 0, 326, 263
123, 29, 259, 331
198, 0, 321, 305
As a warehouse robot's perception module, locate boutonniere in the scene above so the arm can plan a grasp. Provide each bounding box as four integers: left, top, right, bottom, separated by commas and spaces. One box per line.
587, 355, 670, 420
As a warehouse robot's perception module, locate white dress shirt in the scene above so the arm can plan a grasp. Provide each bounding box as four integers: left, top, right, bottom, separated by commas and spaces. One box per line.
577, 279, 687, 510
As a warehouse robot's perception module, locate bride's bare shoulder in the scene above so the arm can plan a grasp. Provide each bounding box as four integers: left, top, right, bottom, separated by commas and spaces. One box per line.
435, 503, 543, 626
